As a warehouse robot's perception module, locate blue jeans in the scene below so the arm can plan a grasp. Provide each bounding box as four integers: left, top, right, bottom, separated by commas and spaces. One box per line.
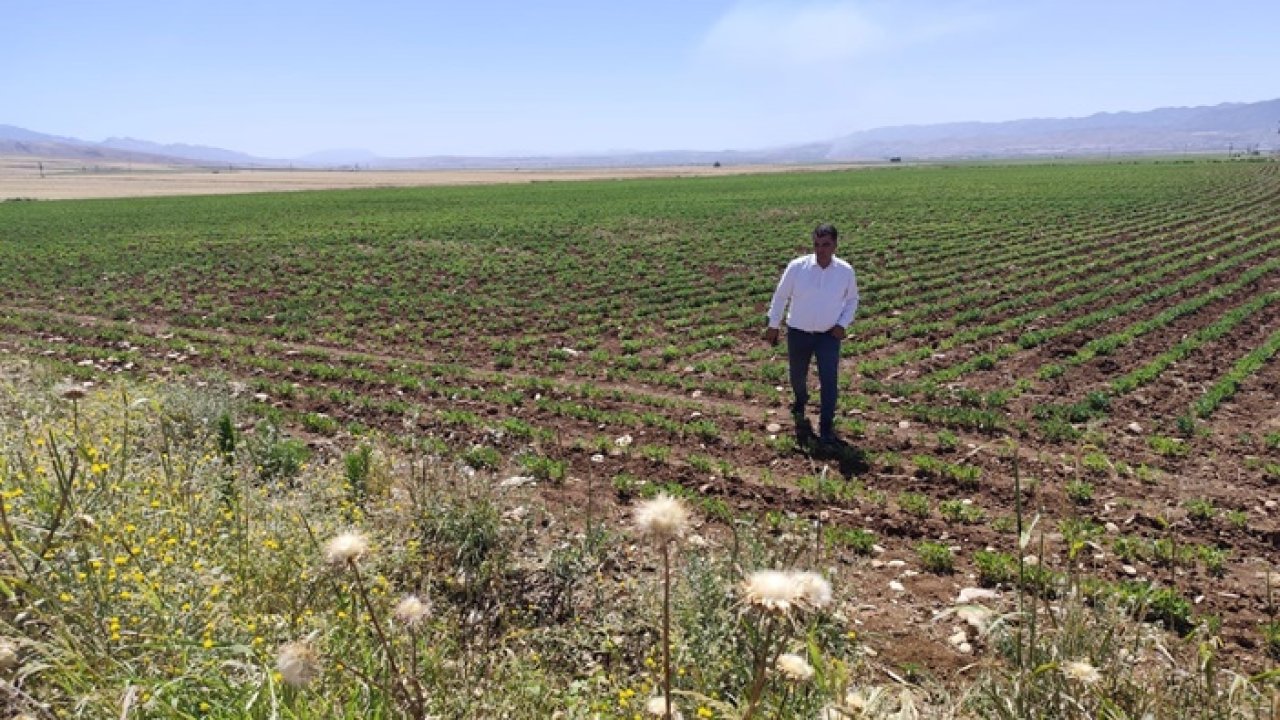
787, 328, 841, 437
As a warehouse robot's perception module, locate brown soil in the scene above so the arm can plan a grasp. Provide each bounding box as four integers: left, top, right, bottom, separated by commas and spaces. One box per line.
4, 299, 1278, 680
2, 160, 1277, 683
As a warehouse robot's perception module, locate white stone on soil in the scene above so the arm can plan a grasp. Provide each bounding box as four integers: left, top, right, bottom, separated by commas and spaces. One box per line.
956, 587, 999, 603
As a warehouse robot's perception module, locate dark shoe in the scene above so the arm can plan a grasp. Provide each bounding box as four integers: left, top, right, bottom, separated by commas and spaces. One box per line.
792, 416, 813, 444
818, 431, 839, 446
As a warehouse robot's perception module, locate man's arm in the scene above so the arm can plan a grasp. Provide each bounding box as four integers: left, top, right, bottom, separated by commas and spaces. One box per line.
835, 267, 860, 330
766, 261, 797, 329
763, 261, 797, 345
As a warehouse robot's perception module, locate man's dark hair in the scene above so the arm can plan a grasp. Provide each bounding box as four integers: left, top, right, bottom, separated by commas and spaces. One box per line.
813, 223, 838, 241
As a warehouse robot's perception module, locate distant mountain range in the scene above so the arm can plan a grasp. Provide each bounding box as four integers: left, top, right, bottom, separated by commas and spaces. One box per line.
3, 98, 1277, 169
0, 128, 261, 166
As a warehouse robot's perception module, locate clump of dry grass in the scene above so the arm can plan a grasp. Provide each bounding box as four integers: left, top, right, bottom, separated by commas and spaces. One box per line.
1, 357, 1275, 719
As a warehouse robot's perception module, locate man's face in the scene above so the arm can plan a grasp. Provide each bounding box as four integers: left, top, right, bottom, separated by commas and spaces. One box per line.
813, 234, 837, 266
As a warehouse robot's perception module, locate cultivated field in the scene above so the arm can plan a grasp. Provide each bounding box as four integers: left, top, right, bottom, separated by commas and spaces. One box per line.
1, 159, 1278, 716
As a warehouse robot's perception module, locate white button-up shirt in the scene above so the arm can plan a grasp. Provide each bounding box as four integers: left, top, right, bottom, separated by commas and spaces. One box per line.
767, 254, 860, 333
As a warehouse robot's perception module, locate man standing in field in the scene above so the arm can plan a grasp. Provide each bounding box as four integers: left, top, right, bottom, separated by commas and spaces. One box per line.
764, 223, 860, 445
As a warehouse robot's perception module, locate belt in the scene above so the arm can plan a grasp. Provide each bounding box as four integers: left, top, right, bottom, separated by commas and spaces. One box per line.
788, 327, 829, 335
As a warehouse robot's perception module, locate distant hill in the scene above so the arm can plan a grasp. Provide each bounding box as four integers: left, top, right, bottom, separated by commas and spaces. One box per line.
297, 148, 384, 166
823, 99, 1280, 159
0, 125, 253, 167
98, 136, 261, 165
0, 125, 282, 167
2, 98, 1277, 169
368, 99, 1278, 166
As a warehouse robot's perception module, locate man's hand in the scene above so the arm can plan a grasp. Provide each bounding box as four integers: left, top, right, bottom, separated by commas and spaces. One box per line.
763, 327, 780, 346
829, 325, 847, 340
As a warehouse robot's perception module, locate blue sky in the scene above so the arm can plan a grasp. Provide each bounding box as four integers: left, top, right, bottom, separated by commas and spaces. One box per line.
5, 0, 1277, 158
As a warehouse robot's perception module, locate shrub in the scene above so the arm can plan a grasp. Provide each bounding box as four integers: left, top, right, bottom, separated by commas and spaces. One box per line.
1223, 509, 1249, 529
898, 491, 931, 519
936, 429, 959, 452
1183, 497, 1215, 523
1175, 414, 1198, 437
612, 472, 642, 498
500, 417, 536, 440
1039, 417, 1081, 443
824, 526, 877, 555
1150, 537, 1195, 568
1059, 518, 1103, 561
344, 444, 374, 508
1112, 536, 1147, 563
974, 550, 1016, 587
462, 444, 502, 470
1084, 391, 1111, 414
248, 422, 309, 483
216, 410, 237, 458
688, 453, 715, 473
917, 540, 954, 574
302, 411, 340, 435
1038, 363, 1065, 380
1197, 545, 1229, 577
1018, 563, 1062, 600
1065, 479, 1094, 504
520, 453, 566, 483
913, 454, 982, 489
1080, 451, 1111, 475
1262, 462, 1280, 483
684, 419, 720, 442
1146, 587, 1194, 634
637, 444, 671, 462
939, 499, 985, 524
1264, 621, 1280, 660
1148, 435, 1188, 457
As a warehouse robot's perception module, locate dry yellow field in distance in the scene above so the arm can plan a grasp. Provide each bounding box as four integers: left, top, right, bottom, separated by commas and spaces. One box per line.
0, 154, 866, 200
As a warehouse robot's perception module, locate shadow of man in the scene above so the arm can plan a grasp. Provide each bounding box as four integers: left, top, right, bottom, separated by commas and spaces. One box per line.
793, 422, 870, 478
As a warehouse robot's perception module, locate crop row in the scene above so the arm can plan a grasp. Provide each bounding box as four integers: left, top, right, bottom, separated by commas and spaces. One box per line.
3, 160, 1278, 475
